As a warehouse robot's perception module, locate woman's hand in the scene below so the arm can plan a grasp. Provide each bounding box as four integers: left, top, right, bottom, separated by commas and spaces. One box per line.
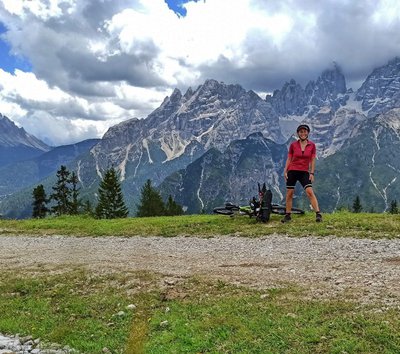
309, 173, 315, 182
284, 171, 288, 180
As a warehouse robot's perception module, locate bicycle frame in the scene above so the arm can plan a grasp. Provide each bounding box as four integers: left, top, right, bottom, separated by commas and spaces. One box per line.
213, 182, 304, 219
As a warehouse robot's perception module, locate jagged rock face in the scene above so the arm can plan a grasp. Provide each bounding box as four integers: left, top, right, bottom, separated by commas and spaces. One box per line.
0, 114, 51, 168
305, 64, 347, 109
159, 133, 287, 213
303, 57, 400, 157
267, 63, 347, 118
316, 109, 400, 212
267, 80, 308, 116
268, 64, 356, 158
356, 57, 400, 118
86, 79, 285, 187
0, 114, 49, 150
301, 102, 366, 158
3, 59, 400, 217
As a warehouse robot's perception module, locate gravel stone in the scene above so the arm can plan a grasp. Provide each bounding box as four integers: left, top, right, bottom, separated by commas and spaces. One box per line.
0, 235, 399, 305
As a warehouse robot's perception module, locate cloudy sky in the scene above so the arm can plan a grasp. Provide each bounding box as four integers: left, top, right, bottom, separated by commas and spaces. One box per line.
0, 0, 400, 146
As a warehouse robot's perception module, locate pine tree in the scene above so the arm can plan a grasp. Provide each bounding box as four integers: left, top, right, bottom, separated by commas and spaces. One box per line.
50, 165, 72, 216
165, 195, 184, 216
69, 171, 80, 215
352, 195, 362, 213
82, 200, 94, 216
32, 184, 49, 218
136, 179, 165, 217
389, 200, 398, 214
95, 167, 128, 219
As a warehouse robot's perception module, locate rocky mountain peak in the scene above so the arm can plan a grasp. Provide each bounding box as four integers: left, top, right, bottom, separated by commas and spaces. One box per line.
0, 114, 49, 150
356, 57, 400, 117
183, 86, 194, 100
266, 79, 307, 116
305, 62, 347, 108
170, 88, 183, 103
267, 63, 348, 118
194, 79, 247, 101
320, 62, 346, 93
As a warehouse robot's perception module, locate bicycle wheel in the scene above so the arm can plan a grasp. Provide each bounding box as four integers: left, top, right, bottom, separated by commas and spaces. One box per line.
271, 205, 305, 215
290, 207, 305, 214
213, 207, 234, 216
271, 205, 286, 215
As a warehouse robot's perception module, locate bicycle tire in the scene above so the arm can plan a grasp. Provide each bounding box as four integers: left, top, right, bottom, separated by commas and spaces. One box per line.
291, 207, 305, 215
213, 207, 234, 216
259, 207, 271, 223
271, 205, 305, 215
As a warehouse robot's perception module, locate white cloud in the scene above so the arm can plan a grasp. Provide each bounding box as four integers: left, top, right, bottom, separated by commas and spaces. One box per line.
0, 68, 166, 144
15, 112, 109, 146
0, 69, 69, 102
1, 0, 76, 19
0, 0, 400, 145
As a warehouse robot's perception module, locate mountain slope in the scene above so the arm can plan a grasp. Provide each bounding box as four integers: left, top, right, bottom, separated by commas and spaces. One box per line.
70, 79, 286, 211
2, 59, 400, 218
0, 139, 100, 198
0, 114, 51, 167
159, 133, 288, 213
315, 109, 400, 212
356, 57, 400, 118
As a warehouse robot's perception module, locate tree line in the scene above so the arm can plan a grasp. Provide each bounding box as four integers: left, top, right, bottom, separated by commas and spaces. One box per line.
32, 168, 399, 218
344, 195, 398, 214
32, 165, 183, 219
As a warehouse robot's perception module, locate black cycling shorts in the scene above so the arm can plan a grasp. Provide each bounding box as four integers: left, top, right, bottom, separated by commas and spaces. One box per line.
286, 170, 312, 190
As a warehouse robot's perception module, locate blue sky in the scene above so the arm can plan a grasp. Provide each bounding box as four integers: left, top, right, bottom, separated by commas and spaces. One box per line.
0, 22, 31, 73
165, 0, 196, 16
1, 0, 400, 146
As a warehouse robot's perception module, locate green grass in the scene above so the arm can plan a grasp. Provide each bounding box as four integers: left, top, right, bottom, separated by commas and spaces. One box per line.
0, 211, 399, 238
1, 271, 399, 353
0, 269, 159, 353
0, 212, 399, 352
143, 280, 400, 353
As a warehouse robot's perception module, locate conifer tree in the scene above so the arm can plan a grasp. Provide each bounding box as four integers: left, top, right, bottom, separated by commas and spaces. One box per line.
32, 184, 49, 218
389, 200, 398, 214
352, 195, 362, 213
165, 195, 184, 216
69, 171, 80, 215
82, 200, 94, 216
95, 167, 128, 219
50, 165, 72, 216
136, 179, 165, 217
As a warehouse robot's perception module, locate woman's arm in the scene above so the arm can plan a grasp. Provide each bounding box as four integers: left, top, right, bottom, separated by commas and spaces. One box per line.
309, 158, 316, 182
283, 157, 292, 180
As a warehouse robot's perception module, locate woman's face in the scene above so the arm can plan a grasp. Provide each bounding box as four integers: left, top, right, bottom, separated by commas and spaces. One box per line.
297, 128, 309, 140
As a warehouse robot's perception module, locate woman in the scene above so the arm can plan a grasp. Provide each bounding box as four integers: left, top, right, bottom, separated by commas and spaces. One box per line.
282, 124, 322, 223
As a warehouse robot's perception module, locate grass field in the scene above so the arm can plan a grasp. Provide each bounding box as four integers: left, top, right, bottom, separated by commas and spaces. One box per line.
1, 211, 399, 238
0, 212, 399, 353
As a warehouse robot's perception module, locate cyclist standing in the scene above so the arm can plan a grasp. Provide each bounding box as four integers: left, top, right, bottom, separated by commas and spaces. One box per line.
282, 124, 322, 223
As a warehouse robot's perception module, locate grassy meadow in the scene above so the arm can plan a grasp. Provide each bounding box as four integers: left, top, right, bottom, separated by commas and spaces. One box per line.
0, 210, 399, 238
0, 211, 399, 353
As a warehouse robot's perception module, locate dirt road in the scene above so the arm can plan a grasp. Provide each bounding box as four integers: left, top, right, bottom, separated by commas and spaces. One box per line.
1, 234, 399, 306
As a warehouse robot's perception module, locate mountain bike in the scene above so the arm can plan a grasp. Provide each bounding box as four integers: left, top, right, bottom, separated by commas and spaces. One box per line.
213, 183, 304, 222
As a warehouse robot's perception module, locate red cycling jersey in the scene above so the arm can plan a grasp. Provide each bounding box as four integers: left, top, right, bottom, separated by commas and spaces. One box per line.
287, 140, 316, 172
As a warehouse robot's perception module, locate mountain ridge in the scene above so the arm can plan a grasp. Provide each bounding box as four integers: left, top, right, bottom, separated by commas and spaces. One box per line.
2, 58, 400, 217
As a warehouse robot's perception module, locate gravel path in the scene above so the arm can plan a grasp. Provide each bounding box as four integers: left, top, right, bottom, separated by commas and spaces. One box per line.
1, 234, 400, 306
